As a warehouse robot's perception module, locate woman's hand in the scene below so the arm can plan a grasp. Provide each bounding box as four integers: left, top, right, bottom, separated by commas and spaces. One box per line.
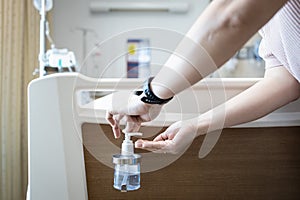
106, 92, 162, 138
135, 118, 205, 154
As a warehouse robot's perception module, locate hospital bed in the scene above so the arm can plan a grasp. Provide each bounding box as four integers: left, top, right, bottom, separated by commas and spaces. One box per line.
27, 73, 300, 200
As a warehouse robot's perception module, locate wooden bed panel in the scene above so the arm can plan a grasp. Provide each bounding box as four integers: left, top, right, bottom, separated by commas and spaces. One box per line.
82, 124, 300, 200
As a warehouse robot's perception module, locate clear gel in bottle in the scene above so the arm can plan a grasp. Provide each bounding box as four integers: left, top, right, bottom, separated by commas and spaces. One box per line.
113, 132, 142, 192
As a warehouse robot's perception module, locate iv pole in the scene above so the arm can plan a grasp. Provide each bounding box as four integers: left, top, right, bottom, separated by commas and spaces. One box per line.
72, 27, 98, 75
39, 0, 46, 77
34, 0, 53, 77
73, 27, 98, 61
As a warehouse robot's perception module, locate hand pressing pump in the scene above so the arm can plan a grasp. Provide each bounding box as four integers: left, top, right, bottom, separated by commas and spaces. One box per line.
113, 132, 142, 192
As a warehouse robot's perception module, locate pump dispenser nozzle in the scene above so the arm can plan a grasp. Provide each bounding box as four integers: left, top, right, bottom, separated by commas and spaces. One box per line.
121, 132, 142, 155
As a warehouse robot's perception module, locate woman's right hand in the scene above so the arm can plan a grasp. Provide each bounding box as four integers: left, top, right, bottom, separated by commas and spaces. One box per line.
135, 118, 203, 154
106, 92, 162, 138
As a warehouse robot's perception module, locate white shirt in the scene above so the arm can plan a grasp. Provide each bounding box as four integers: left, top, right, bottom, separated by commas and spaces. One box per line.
259, 0, 300, 82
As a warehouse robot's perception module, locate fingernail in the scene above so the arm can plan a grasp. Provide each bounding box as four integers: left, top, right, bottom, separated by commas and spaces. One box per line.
113, 130, 118, 139
113, 127, 120, 139
135, 141, 142, 148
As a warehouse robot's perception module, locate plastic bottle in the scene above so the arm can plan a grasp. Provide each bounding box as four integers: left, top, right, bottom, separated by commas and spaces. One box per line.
113, 132, 142, 192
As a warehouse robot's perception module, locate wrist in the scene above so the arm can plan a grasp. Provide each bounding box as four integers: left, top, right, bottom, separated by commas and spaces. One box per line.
141, 77, 173, 105
150, 81, 175, 100
195, 116, 211, 137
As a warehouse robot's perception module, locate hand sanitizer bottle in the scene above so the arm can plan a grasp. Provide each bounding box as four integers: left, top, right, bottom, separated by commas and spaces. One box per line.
113, 132, 142, 192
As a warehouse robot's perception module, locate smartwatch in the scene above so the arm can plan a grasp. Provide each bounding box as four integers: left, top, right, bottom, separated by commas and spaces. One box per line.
139, 77, 173, 105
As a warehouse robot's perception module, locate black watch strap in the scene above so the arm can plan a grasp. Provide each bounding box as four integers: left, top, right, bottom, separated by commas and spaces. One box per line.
140, 77, 173, 105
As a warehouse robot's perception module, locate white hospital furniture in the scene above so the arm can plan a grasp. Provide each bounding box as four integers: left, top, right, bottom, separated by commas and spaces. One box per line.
26, 73, 300, 200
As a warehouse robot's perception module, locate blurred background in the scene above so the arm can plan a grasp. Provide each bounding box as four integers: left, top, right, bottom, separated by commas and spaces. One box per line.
0, 0, 266, 199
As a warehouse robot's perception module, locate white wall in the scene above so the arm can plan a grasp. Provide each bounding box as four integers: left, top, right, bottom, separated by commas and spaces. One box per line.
52, 0, 210, 78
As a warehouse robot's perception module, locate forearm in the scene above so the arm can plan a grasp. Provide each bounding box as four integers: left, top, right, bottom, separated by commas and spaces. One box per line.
151, 0, 288, 99
198, 67, 300, 135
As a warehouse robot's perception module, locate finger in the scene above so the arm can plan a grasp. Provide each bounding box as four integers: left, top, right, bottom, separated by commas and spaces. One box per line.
153, 132, 169, 142
135, 139, 168, 152
123, 115, 142, 124
123, 116, 142, 132
153, 126, 175, 141
113, 114, 123, 125
113, 125, 121, 139
106, 111, 121, 138
124, 121, 141, 133
135, 139, 143, 148
112, 114, 124, 138
106, 111, 115, 127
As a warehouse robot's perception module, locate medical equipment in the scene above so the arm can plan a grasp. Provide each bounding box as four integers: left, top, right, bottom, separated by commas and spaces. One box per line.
45, 48, 76, 72
33, 0, 76, 76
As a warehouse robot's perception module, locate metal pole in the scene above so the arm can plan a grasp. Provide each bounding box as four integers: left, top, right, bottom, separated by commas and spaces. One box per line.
39, 0, 46, 77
